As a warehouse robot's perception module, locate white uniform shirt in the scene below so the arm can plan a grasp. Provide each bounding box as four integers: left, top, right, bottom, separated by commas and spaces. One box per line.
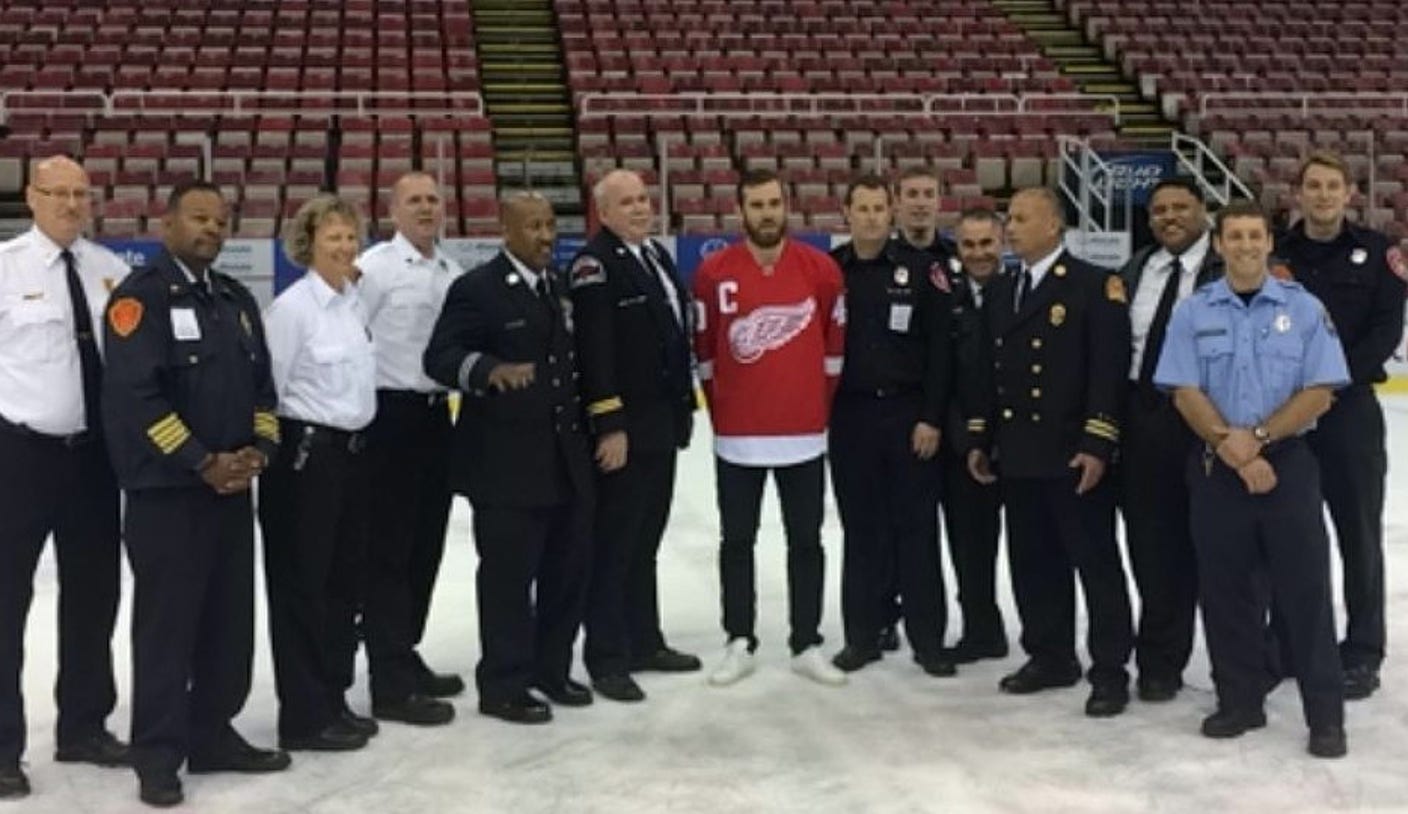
356, 233, 463, 392
263, 270, 377, 431
1129, 231, 1210, 380
0, 227, 130, 434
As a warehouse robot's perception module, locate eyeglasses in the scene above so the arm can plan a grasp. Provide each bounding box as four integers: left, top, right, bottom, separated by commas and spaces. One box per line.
32, 187, 92, 204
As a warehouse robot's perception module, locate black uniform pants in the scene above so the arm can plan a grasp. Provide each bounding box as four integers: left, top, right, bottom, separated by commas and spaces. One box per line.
258, 421, 369, 738
1189, 440, 1343, 729
1005, 471, 1132, 686
1306, 384, 1387, 671
470, 500, 592, 704
1119, 388, 1200, 683
830, 393, 945, 658
715, 455, 826, 655
363, 392, 454, 704
126, 487, 254, 776
585, 447, 678, 679
0, 429, 119, 765
940, 444, 1005, 647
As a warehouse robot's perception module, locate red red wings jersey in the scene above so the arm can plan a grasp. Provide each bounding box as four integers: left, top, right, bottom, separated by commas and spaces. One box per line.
692, 240, 846, 466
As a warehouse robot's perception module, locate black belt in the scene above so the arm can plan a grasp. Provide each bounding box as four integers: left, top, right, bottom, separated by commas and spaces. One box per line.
280, 418, 368, 454
378, 389, 451, 408
0, 415, 92, 448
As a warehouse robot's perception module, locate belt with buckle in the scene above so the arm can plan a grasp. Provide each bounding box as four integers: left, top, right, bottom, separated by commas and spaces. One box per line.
379, 389, 451, 408
280, 418, 368, 454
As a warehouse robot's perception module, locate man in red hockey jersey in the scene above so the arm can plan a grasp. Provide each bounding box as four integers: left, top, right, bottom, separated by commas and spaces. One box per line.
693, 169, 848, 687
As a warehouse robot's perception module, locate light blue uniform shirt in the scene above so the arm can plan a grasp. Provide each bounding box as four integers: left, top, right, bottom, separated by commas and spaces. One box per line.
1154, 275, 1349, 428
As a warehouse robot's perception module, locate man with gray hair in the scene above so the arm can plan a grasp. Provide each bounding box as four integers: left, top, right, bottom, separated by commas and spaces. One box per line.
569, 170, 700, 704
424, 192, 595, 725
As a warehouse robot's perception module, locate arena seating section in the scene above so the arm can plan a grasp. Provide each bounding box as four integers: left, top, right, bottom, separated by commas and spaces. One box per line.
1063, 0, 1408, 240
0, 0, 1404, 240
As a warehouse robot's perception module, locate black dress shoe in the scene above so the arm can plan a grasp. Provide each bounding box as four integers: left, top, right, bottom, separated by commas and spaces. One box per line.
1137, 676, 1183, 702
949, 638, 1009, 664
138, 773, 183, 808
915, 652, 958, 677
415, 657, 467, 698
534, 678, 593, 707
0, 764, 29, 800
1085, 683, 1130, 717
55, 730, 129, 766
1344, 665, 1380, 701
630, 647, 703, 673
339, 705, 380, 737
280, 723, 369, 752
877, 626, 901, 652
188, 737, 292, 774
832, 646, 882, 673
1308, 725, 1348, 758
1200, 707, 1267, 739
373, 694, 456, 726
999, 661, 1081, 694
479, 694, 552, 725
593, 674, 646, 702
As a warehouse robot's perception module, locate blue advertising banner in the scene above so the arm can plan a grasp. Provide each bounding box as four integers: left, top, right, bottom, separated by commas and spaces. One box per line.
99, 239, 163, 271
673, 231, 833, 286
1094, 151, 1178, 206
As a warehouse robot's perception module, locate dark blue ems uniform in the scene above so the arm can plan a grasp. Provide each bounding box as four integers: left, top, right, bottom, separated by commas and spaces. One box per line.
1276, 223, 1406, 687
1155, 275, 1349, 733
102, 251, 279, 779
828, 240, 952, 666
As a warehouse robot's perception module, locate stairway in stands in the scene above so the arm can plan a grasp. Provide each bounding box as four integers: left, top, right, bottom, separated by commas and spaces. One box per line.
470, 0, 584, 232
990, 0, 1173, 145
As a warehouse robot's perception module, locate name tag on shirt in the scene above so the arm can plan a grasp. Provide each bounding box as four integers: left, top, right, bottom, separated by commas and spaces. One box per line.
889, 304, 913, 332
171, 308, 202, 341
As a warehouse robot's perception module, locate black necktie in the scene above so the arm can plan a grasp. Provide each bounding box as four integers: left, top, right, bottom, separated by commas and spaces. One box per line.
1013, 266, 1032, 314
1138, 256, 1185, 397
62, 249, 102, 434
639, 247, 680, 325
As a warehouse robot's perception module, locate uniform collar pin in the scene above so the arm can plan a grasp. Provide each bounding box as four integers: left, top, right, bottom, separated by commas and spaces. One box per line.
1350, 248, 1367, 265
506, 272, 520, 285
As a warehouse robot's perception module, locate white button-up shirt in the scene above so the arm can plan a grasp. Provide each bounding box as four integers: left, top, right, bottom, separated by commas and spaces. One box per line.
0, 227, 130, 434
356, 232, 463, 393
264, 270, 377, 431
1129, 231, 1210, 380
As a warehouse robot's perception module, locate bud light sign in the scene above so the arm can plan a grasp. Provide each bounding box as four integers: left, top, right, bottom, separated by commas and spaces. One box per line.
1091, 151, 1177, 206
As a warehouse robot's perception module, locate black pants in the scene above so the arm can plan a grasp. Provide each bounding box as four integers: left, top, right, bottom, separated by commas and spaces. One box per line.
258, 421, 369, 738
126, 487, 255, 776
940, 444, 1005, 647
470, 500, 592, 704
715, 455, 826, 655
1306, 384, 1387, 672
1189, 440, 1343, 729
1118, 387, 1199, 683
830, 393, 945, 658
585, 447, 677, 679
363, 393, 454, 704
0, 429, 119, 765
1004, 471, 1133, 685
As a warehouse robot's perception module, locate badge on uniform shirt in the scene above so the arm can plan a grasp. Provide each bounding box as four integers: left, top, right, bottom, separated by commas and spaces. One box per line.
1273, 313, 1292, 333
1350, 248, 1368, 265
170, 307, 202, 341
894, 266, 910, 286
889, 303, 913, 332
108, 297, 143, 338
1104, 275, 1126, 303
1388, 247, 1408, 282
1049, 303, 1066, 327
927, 262, 951, 294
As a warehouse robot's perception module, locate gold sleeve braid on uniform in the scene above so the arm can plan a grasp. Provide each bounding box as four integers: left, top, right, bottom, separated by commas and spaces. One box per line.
147, 412, 194, 454
254, 410, 280, 444
586, 396, 624, 417
1084, 415, 1120, 443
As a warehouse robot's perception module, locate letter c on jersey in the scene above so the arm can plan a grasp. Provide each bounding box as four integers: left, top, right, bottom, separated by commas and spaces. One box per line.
718, 280, 739, 315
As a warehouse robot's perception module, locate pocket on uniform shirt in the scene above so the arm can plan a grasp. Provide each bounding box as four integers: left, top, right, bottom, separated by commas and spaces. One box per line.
2, 300, 68, 363
1261, 333, 1306, 393
308, 341, 350, 393
1194, 333, 1233, 387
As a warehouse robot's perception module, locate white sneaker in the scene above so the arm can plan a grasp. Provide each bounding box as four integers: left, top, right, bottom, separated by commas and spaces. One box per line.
791, 647, 848, 686
707, 639, 756, 686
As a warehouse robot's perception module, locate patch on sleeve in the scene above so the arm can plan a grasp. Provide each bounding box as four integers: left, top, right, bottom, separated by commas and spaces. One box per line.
927, 261, 951, 294
1104, 275, 1127, 304
1387, 246, 1408, 284
1270, 263, 1295, 282
569, 255, 606, 289
107, 297, 144, 338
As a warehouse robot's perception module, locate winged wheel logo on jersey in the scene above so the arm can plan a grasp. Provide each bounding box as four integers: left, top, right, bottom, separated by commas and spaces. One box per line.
727, 298, 816, 364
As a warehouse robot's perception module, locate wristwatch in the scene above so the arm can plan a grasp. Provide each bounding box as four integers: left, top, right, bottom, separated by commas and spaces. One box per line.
1252, 425, 1271, 444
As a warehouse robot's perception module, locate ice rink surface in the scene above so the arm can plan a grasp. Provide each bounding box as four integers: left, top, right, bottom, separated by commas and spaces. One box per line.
13, 396, 1408, 813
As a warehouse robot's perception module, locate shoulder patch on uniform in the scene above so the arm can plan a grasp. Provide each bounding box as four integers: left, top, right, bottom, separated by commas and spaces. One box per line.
928, 261, 951, 294
569, 255, 606, 289
1104, 275, 1127, 304
1387, 246, 1408, 283
1270, 263, 1294, 282
108, 297, 144, 338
